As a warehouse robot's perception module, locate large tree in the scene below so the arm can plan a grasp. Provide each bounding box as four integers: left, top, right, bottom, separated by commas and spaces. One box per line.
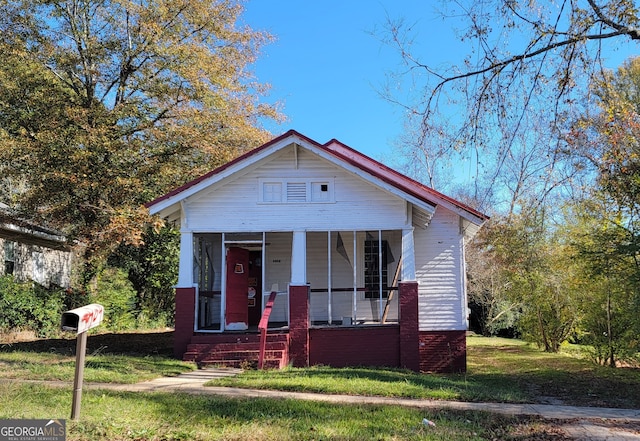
0, 0, 280, 269
563, 57, 640, 365
565, 194, 640, 366
383, 0, 639, 206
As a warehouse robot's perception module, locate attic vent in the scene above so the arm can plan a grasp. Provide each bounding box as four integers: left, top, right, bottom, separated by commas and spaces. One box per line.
286, 182, 307, 202
258, 178, 334, 204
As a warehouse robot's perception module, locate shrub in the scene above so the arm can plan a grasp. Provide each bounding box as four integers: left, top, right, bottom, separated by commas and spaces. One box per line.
0, 275, 65, 337
92, 268, 137, 331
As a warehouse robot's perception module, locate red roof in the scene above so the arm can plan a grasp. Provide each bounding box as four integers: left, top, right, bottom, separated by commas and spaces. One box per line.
146, 130, 488, 223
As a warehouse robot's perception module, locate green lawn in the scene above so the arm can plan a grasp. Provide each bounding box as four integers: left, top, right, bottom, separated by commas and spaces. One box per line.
0, 331, 194, 383
207, 335, 640, 409
0, 383, 563, 440
1, 331, 638, 440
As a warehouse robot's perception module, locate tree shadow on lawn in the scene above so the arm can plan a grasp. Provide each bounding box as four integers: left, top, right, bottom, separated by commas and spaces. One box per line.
468, 343, 640, 409
0, 330, 174, 357
228, 365, 640, 409
219, 366, 532, 403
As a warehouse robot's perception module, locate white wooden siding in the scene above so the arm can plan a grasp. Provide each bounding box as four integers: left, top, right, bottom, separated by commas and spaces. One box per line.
414, 207, 466, 331
184, 146, 409, 232
0, 238, 73, 288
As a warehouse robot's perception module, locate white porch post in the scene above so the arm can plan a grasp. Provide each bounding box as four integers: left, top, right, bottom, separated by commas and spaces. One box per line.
327, 231, 332, 325
291, 230, 307, 285
402, 227, 416, 281
177, 230, 194, 287
177, 201, 194, 287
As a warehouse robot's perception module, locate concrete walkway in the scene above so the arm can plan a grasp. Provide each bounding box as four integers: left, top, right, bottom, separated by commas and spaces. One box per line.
5, 368, 640, 440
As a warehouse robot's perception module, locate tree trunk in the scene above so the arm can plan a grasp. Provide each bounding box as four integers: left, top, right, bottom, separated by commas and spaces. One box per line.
537, 306, 551, 351
607, 291, 616, 367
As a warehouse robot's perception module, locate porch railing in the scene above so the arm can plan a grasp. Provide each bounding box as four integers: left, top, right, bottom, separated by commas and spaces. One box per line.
258, 291, 278, 369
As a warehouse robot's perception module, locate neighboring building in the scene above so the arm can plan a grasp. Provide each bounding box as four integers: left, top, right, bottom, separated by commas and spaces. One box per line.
0, 203, 73, 288
147, 130, 488, 372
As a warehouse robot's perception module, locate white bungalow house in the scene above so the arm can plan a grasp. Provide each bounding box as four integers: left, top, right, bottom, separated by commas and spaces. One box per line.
146, 130, 487, 372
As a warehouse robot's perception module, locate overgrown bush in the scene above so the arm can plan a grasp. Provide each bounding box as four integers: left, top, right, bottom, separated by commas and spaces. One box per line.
108, 226, 179, 328
0, 275, 65, 337
92, 268, 137, 331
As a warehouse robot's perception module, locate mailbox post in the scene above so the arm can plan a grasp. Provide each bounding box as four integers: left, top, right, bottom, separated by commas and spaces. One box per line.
61, 304, 104, 421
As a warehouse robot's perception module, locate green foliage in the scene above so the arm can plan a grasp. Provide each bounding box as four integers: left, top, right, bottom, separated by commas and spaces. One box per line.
108, 226, 179, 327
563, 196, 640, 367
0, 0, 282, 269
563, 58, 640, 366
92, 268, 137, 331
475, 209, 578, 351
0, 275, 65, 337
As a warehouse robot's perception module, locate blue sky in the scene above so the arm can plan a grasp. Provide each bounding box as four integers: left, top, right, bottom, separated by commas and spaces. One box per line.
242, 0, 435, 160
242, 1, 639, 165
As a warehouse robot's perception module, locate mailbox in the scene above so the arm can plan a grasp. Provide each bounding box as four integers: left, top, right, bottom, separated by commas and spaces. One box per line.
61, 304, 104, 334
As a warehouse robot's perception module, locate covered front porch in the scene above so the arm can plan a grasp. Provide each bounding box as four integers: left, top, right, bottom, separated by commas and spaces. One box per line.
183, 229, 416, 332
173, 228, 421, 370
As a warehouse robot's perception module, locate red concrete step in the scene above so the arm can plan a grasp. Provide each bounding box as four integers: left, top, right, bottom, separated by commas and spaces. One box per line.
189, 332, 289, 345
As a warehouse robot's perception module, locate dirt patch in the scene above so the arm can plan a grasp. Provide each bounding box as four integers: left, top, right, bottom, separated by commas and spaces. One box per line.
1, 330, 39, 343
0, 329, 175, 357
562, 419, 640, 440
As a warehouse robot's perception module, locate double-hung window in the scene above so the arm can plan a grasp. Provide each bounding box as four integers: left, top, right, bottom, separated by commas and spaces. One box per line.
4, 241, 15, 275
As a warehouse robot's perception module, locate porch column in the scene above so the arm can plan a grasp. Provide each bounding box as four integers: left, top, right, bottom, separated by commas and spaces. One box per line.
177, 230, 194, 286
174, 287, 196, 359
401, 228, 416, 281
399, 281, 419, 372
288, 284, 310, 367
174, 225, 195, 359
291, 230, 307, 285
289, 231, 309, 366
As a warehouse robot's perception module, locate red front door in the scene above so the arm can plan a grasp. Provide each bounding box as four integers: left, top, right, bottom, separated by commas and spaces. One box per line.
225, 247, 249, 330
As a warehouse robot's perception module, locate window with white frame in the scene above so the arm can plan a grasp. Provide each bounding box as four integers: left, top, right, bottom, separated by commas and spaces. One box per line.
4, 241, 15, 275
262, 182, 282, 202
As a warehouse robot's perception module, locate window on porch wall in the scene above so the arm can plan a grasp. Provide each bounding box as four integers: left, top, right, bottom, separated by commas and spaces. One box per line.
306, 230, 401, 326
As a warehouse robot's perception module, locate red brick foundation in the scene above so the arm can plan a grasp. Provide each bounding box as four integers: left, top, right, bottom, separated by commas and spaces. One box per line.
419, 330, 466, 373
174, 287, 196, 359
288, 284, 310, 367
309, 326, 399, 367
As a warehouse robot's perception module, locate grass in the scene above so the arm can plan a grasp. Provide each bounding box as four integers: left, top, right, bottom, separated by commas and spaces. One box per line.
0, 383, 565, 440
0, 331, 194, 383
1, 331, 638, 440
0, 351, 194, 383
206, 335, 640, 409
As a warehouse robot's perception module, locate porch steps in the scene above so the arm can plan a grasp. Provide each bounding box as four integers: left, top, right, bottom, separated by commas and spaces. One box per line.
184, 333, 289, 369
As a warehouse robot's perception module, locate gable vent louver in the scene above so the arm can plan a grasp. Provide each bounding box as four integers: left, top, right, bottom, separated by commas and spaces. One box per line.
286, 182, 307, 202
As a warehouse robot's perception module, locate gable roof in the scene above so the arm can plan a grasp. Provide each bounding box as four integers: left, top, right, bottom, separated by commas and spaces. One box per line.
146, 130, 488, 228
